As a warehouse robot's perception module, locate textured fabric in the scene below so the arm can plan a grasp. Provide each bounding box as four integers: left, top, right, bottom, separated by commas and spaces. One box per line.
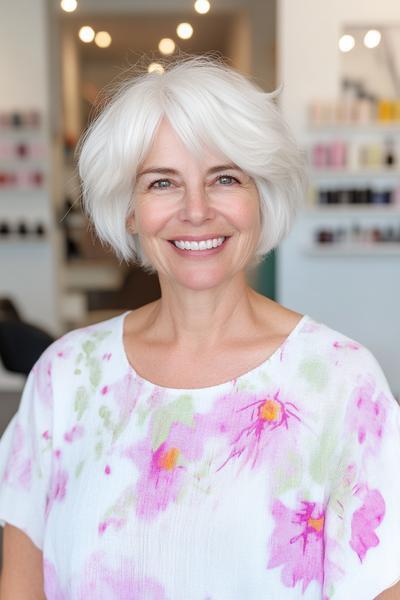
0, 311, 399, 600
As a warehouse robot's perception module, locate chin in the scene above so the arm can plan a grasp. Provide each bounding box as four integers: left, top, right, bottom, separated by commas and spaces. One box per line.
168, 267, 232, 291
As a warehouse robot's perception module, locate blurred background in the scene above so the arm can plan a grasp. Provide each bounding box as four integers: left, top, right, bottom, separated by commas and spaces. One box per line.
0, 0, 399, 428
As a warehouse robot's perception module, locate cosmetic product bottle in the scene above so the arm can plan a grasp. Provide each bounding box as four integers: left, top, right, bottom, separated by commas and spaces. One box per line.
329, 141, 347, 168
319, 190, 329, 205
31, 171, 44, 187
312, 144, 328, 168
16, 143, 28, 158
0, 222, 10, 236
383, 139, 396, 167
35, 223, 46, 237
11, 113, 22, 128
377, 99, 394, 122
17, 222, 28, 236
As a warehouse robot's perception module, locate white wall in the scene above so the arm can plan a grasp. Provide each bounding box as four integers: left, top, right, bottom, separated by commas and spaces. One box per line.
277, 0, 400, 397
278, 0, 400, 134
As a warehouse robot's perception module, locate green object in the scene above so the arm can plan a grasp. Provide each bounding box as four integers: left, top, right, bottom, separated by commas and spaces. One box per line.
254, 249, 276, 300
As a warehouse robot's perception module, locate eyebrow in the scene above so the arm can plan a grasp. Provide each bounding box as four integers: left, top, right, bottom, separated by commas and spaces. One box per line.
136, 163, 241, 179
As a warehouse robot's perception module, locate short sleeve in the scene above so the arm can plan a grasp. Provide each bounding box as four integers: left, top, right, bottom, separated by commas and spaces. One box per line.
0, 347, 54, 551
324, 348, 400, 600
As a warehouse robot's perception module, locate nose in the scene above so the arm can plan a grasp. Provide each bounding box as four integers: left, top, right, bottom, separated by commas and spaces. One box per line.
178, 184, 215, 225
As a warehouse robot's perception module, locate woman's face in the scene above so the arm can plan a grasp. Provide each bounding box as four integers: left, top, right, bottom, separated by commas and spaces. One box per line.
129, 119, 261, 291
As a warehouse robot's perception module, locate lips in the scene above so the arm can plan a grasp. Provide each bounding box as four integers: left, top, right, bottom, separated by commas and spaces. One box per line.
173, 237, 225, 250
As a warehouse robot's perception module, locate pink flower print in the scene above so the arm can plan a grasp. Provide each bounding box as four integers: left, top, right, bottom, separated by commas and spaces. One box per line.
98, 516, 125, 536
348, 375, 387, 447
267, 499, 325, 593
100, 371, 143, 441
44, 559, 67, 600
45, 467, 69, 517
3, 422, 32, 490
34, 356, 53, 409
333, 340, 361, 351
349, 485, 385, 562
77, 551, 167, 600
63, 424, 84, 443
123, 408, 207, 520
135, 440, 186, 519
216, 390, 301, 471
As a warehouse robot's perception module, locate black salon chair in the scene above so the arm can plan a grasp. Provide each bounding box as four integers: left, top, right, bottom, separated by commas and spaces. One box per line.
0, 298, 54, 376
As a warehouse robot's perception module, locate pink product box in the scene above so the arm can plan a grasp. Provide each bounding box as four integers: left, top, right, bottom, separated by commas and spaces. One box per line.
311, 141, 347, 169
0, 170, 45, 188
0, 111, 41, 129
0, 142, 46, 160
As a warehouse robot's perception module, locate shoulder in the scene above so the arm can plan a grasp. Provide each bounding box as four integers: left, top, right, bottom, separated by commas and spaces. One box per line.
32, 311, 126, 378
300, 316, 396, 409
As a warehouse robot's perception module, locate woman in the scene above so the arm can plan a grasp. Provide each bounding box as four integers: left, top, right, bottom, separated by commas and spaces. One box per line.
0, 57, 399, 599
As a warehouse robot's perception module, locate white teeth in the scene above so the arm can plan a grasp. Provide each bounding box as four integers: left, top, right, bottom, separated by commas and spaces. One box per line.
173, 236, 226, 251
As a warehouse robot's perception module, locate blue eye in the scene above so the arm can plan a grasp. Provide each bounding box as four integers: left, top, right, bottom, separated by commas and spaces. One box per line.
218, 174, 239, 185
151, 179, 172, 189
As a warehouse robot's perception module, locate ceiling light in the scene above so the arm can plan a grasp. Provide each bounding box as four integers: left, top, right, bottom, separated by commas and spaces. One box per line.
338, 34, 355, 53
194, 0, 210, 14
79, 26, 95, 43
148, 63, 165, 74
176, 22, 193, 40
364, 29, 381, 49
61, 0, 77, 12
158, 38, 175, 55
95, 31, 112, 48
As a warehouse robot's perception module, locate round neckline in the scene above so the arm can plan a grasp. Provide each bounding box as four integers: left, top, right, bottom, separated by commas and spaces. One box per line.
118, 310, 309, 394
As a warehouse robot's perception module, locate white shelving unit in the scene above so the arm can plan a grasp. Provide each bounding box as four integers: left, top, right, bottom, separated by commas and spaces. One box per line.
278, 121, 400, 399
0, 113, 60, 391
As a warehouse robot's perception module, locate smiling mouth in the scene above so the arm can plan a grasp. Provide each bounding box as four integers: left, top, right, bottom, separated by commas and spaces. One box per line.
168, 236, 228, 251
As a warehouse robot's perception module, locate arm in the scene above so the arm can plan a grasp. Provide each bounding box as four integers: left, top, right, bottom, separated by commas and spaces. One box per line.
0, 523, 45, 599
376, 581, 400, 600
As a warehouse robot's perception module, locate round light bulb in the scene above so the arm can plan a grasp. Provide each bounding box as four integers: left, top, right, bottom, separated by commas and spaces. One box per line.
338, 34, 355, 53
148, 62, 165, 74
60, 0, 77, 12
158, 38, 175, 55
364, 29, 381, 49
176, 22, 193, 40
79, 26, 95, 43
95, 31, 112, 48
194, 0, 210, 14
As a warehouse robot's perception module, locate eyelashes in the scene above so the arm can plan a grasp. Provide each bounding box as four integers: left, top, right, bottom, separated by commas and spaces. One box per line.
148, 174, 241, 190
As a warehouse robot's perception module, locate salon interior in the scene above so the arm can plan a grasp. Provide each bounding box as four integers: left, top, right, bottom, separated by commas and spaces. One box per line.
0, 1, 399, 558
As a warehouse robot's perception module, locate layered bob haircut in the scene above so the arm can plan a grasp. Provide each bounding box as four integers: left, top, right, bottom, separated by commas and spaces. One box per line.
79, 56, 306, 269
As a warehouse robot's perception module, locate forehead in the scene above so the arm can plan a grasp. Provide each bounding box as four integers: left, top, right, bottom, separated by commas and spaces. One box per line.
141, 118, 229, 168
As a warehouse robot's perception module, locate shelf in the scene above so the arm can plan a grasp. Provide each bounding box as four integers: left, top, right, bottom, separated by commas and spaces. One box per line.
303, 205, 400, 216
308, 123, 400, 134
309, 168, 400, 181
304, 242, 400, 256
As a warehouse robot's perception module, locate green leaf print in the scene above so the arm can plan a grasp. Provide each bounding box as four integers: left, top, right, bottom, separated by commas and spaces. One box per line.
151, 394, 195, 450
273, 450, 303, 495
75, 460, 85, 478
299, 357, 329, 392
75, 386, 89, 420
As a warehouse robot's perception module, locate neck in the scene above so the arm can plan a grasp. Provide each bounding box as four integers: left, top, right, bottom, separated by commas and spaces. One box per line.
145, 271, 270, 351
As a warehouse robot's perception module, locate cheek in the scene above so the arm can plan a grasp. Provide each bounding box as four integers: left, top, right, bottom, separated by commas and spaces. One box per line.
135, 200, 173, 234
225, 195, 260, 231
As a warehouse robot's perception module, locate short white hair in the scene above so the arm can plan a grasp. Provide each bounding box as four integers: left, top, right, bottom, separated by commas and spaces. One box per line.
78, 55, 306, 270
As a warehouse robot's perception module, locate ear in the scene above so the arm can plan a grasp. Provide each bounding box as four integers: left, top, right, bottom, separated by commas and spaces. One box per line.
127, 213, 137, 235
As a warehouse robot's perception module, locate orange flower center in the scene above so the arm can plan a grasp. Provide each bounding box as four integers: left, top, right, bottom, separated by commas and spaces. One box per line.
260, 399, 280, 422
308, 516, 324, 532
158, 447, 180, 470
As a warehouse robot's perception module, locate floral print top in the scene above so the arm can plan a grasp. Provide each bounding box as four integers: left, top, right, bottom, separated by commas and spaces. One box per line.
0, 311, 399, 600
